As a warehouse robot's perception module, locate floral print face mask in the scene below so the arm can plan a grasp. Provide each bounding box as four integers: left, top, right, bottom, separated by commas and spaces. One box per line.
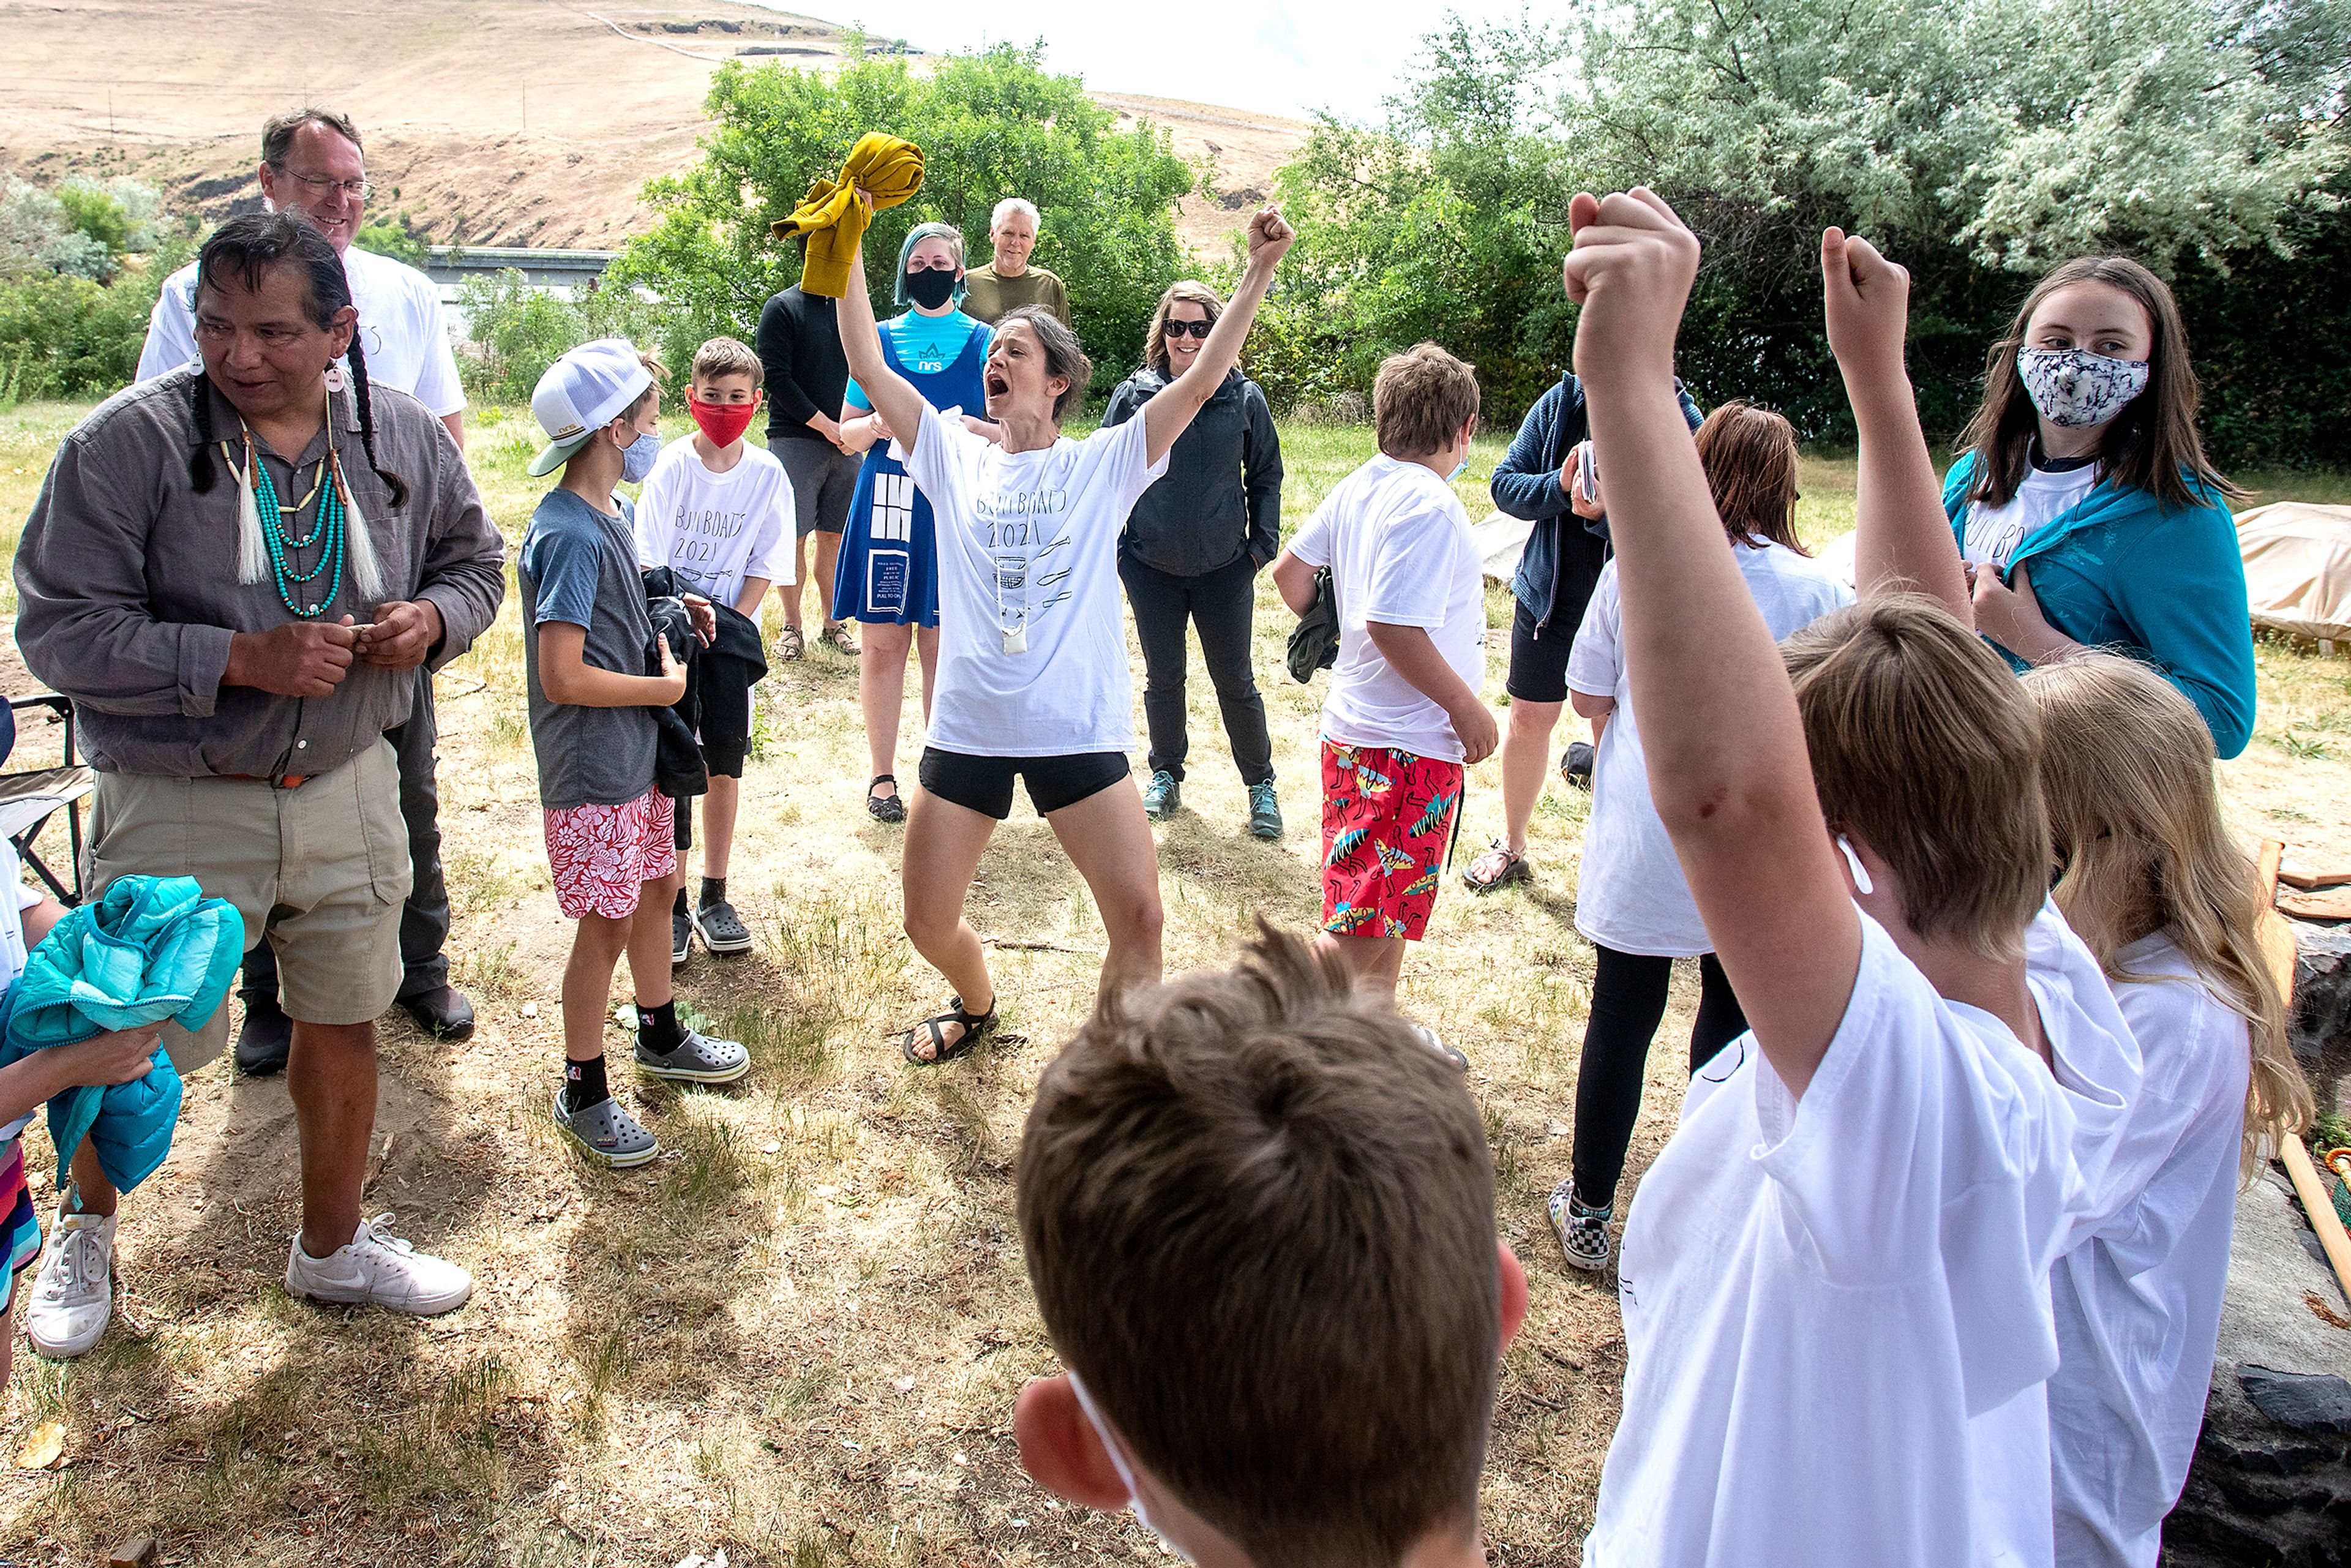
2016, 346, 2149, 430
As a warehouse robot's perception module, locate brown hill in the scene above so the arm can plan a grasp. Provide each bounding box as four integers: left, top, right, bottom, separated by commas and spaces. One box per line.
0, 0, 1309, 257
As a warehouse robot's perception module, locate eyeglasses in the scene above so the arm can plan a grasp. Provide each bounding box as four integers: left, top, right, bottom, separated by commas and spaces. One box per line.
271, 166, 373, 201
1162, 320, 1213, 340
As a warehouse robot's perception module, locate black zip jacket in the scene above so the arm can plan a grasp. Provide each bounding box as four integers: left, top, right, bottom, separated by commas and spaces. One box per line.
1102, 367, 1283, 578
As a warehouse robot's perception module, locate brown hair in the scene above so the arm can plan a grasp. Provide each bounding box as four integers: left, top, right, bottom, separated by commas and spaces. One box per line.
996, 305, 1092, 422
1143, 280, 1224, 378
1695, 400, 1807, 554
1016, 921, 1501, 1567
620, 350, 667, 422
261, 106, 363, 167
2023, 655, 2311, 1177
1958, 256, 2241, 512
1780, 596, 2049, 959
1374, 343, 1480, 461
691, 336, 763, 389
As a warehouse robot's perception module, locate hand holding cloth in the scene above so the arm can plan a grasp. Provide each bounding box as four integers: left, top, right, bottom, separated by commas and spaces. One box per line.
773, 133, 924, 298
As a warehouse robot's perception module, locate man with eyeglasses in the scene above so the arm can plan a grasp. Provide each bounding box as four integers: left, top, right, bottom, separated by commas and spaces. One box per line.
132, 105, 475, 1078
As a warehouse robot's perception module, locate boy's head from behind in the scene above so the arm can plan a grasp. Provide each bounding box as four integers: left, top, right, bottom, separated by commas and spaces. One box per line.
1014, 921, 1526, 1568
1780, 595, 2049, 960
1374, 343, 1481, 465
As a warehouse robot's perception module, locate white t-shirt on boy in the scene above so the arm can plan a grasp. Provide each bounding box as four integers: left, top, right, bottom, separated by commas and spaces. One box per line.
1286, 454, 1485, 762
1583, 902, 2140, 1568
632, 436, 796, 610
902, 402, 1167, 757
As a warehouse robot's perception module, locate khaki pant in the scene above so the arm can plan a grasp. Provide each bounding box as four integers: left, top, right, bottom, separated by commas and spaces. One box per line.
84, 740, 410, 1069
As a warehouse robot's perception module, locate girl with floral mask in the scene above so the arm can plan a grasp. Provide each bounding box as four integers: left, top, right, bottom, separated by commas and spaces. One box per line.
1941, 256, 2255, 759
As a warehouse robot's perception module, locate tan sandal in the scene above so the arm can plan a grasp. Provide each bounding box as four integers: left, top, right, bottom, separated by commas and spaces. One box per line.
819, 623, 860, 656
1461, 840, 1531, 893
777, 625, 806, 661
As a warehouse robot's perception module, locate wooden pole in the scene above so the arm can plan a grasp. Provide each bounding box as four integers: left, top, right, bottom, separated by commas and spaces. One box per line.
2255, 838, 2351, 1307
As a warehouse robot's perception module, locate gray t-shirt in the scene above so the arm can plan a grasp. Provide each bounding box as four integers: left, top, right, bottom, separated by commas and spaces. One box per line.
519, 489, 658, 810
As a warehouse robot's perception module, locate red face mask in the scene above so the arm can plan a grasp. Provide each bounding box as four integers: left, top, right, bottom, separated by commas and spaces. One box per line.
689, 391, 759, 448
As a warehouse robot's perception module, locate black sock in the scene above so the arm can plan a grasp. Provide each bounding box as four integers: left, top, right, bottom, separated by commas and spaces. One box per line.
638, 1000, 683, 1054
673, 885, 689, 916
564, 1054, 609, 1114
699, 876, 726, 910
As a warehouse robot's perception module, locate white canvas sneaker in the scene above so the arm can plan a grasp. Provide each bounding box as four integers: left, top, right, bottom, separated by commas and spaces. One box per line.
283, 1214, 472, 1316
25, 1209, 115, 1359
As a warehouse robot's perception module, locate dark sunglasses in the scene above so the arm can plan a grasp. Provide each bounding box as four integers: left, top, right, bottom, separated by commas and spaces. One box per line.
1162, 319, 1213, 340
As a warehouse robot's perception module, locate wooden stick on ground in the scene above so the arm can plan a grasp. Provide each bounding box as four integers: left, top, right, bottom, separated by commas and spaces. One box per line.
2254, 838, 2351, 1308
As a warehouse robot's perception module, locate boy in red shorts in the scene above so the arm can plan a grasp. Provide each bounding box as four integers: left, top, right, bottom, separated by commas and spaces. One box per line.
1273, 344, 1496, 1052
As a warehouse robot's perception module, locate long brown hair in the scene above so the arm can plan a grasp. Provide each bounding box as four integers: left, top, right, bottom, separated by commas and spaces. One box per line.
1142, 279, 1224, 378
1696, 400, 1808, 555
1958, 256, 2240, 512
2024, 655, 2310, 1179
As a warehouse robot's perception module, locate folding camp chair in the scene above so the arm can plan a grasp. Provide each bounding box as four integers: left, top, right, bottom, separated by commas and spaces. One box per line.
0, 693, 92, 906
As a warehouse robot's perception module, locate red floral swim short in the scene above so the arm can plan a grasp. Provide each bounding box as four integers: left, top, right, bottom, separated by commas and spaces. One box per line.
544, 789, 678, 920
1319, 740, 1464, 942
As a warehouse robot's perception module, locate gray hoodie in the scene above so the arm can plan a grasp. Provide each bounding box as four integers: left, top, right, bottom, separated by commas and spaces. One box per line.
1102, 366, 1283, 578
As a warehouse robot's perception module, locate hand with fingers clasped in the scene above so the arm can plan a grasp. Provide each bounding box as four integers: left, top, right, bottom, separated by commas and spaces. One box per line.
1561, 187, 1702, 389
1820, 226, 1913, 376
223, 617, 359, 697
354, 599, 444, 669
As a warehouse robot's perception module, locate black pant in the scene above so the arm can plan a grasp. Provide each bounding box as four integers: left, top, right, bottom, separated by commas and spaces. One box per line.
1569, 945, 1748, 1211
1117, 550, 1273, 787
241, 668, 449, 1008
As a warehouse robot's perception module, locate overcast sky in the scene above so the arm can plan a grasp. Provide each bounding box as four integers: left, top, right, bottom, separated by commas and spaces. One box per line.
771, 0, 1532, 122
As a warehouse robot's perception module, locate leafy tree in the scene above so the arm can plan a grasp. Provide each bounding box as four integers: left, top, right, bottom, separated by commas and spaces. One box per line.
357, 211, 431, 269
452, 269, 673, 406
610, 40, 1194, 394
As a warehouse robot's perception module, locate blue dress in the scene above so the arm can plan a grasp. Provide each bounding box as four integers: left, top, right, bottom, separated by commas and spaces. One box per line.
831, 315, 992, 628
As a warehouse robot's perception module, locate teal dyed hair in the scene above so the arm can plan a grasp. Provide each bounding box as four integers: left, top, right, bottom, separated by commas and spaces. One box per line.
894, 222, 969, 309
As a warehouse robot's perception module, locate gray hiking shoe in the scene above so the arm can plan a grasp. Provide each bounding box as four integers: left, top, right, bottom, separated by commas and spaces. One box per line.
1247, 779, 1283, 839
552, 1090, 659, 1169
692, 898, 753, 955
635, 1027, 750, 1085
1141, 770, 1180, 821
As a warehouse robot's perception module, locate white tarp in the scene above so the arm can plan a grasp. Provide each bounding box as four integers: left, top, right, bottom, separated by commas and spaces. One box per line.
2236, 503, 2351, 645
1474, 510, 1533, 583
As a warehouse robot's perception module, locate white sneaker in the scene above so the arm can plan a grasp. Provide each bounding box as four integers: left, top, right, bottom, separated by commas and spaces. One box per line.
284, 1214, 472, 1316
26, 1209, 115, 1359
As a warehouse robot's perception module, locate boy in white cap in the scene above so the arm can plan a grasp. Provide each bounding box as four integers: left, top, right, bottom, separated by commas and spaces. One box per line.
520, 339, 750, 1168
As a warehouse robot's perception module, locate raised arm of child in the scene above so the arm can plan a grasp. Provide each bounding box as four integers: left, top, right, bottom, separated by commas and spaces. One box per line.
537, 624, 687, 709
1140, 209, 1294, 467
1567, 189, 1860, 1099
1822, 228, 1971, 623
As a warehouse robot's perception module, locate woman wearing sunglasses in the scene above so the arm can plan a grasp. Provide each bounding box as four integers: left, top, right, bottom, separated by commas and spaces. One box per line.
1103, 282, 1287, 839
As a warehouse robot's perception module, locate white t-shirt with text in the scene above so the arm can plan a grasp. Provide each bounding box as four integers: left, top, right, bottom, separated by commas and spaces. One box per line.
1287, 455, 1485, 762
902, 402, 1167, 756
1584, 903, 2139, 1568
1962, 463, 2101, 570
1567, 542, 1851, 956
136, 244, 467, 418
632, 437, 795, 609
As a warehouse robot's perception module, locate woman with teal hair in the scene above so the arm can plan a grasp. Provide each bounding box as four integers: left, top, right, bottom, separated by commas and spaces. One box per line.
833, 220, 996, 822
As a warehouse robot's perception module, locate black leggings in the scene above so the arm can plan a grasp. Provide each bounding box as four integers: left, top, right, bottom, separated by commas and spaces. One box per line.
1569, 945, 1749, 1211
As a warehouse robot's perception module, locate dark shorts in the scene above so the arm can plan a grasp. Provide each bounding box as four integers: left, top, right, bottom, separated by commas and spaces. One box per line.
918, 748, 1130, 821
1506, 598, 1577, 705
773, 437, 861, 538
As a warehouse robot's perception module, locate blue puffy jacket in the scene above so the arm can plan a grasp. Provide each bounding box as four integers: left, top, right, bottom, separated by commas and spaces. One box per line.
0, 874, 243, 1192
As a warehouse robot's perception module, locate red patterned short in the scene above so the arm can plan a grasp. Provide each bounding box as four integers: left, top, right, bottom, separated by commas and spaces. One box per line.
1319, 740, 1464, 942
544, 789, 678, 920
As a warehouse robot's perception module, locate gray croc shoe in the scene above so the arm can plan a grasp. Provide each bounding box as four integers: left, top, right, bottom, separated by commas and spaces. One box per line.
552, 1090, 659, 1169
692, 898, 754, 955
635, 1027, 751, 1085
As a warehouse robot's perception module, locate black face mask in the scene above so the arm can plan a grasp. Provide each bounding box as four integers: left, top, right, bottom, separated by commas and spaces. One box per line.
903, 267, 958, 309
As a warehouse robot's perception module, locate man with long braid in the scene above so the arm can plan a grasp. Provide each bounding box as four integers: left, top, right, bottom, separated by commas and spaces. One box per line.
14, 212, 507, 1337
137, 106, 478, 1084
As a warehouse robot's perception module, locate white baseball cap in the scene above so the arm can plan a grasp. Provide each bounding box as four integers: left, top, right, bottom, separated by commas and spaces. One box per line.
528, 338, 654, 476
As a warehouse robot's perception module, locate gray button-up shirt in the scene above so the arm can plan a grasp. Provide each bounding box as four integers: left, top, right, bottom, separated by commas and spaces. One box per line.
13, 367, 507, 778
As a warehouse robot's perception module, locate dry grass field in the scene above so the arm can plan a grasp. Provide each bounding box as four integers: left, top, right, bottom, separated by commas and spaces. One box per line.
0, 399, 2345, 1566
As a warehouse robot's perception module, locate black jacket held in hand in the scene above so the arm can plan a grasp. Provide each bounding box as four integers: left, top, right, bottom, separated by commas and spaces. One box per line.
642, 581, 707, 800
1102, 366, 1283, 579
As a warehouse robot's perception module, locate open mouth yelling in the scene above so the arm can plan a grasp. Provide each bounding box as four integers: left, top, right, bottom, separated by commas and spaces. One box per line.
984, 370, 1011, 400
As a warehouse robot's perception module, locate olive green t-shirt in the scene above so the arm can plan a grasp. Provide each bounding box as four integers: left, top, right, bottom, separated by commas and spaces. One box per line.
962, 263, 1071, 327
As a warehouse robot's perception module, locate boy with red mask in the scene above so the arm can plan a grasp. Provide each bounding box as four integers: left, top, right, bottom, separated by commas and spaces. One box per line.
634, 336, 794, 963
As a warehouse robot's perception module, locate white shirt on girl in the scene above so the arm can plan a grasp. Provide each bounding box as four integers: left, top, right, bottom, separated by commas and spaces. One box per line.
1962, 462, 2101, 570
632, 437, 796, 610
1567, 542, 1851, 956
902, 402, 1167, 757
2047, 931, 2251, 1568
1584, 902, 2139, 1568
1286, 454, 1486, 762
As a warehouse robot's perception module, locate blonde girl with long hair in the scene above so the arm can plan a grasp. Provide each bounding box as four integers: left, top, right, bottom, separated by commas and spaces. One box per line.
2024, 651, 2312, 1568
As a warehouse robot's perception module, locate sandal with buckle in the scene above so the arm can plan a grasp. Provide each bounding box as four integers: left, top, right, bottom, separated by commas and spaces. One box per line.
777, 625, 806, 662
900, 994, 997, 1065
1461, 840, 1530, 893
819, 623, 860, 656
867, 775, 907, 823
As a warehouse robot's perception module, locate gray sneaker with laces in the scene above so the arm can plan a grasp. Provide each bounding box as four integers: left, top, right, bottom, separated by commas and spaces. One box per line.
552, 1089, 660, 1168
635, 1027, 750, 1084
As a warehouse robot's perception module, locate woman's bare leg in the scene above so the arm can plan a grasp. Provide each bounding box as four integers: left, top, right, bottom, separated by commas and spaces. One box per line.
860, 620, 916, 801
1046, 779, 1166, 1004
898, 787, 1000, 1058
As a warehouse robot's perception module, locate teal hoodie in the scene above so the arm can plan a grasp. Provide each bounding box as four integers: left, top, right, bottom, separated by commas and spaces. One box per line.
1942, 454, 2255, 759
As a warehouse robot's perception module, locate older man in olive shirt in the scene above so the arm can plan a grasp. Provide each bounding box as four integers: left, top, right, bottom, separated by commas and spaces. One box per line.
13, 213, 506, 1338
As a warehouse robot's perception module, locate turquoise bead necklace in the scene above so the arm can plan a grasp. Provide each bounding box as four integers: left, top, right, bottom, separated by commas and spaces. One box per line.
228, 433, 346, 619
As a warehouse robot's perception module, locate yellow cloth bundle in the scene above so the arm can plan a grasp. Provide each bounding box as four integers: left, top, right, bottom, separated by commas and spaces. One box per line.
771, 132, 926, 298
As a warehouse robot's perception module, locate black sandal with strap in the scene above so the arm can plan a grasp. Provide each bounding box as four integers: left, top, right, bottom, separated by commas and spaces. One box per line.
901, 994, 997, 1065
867, 774, 907, 823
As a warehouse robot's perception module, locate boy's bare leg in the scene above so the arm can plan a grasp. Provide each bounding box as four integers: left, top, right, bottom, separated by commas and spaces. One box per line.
562, 912, 632, 1063
1316, 932, 1408, 1002
628, 871, 681, 1010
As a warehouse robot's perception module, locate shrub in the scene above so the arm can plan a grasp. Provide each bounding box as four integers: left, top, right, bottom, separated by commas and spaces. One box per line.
454, 268, 675, 407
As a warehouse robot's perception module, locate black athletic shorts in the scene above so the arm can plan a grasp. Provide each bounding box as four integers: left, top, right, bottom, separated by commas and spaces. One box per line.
1505, 598, 1577, 705
918, 748, 1130, 821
